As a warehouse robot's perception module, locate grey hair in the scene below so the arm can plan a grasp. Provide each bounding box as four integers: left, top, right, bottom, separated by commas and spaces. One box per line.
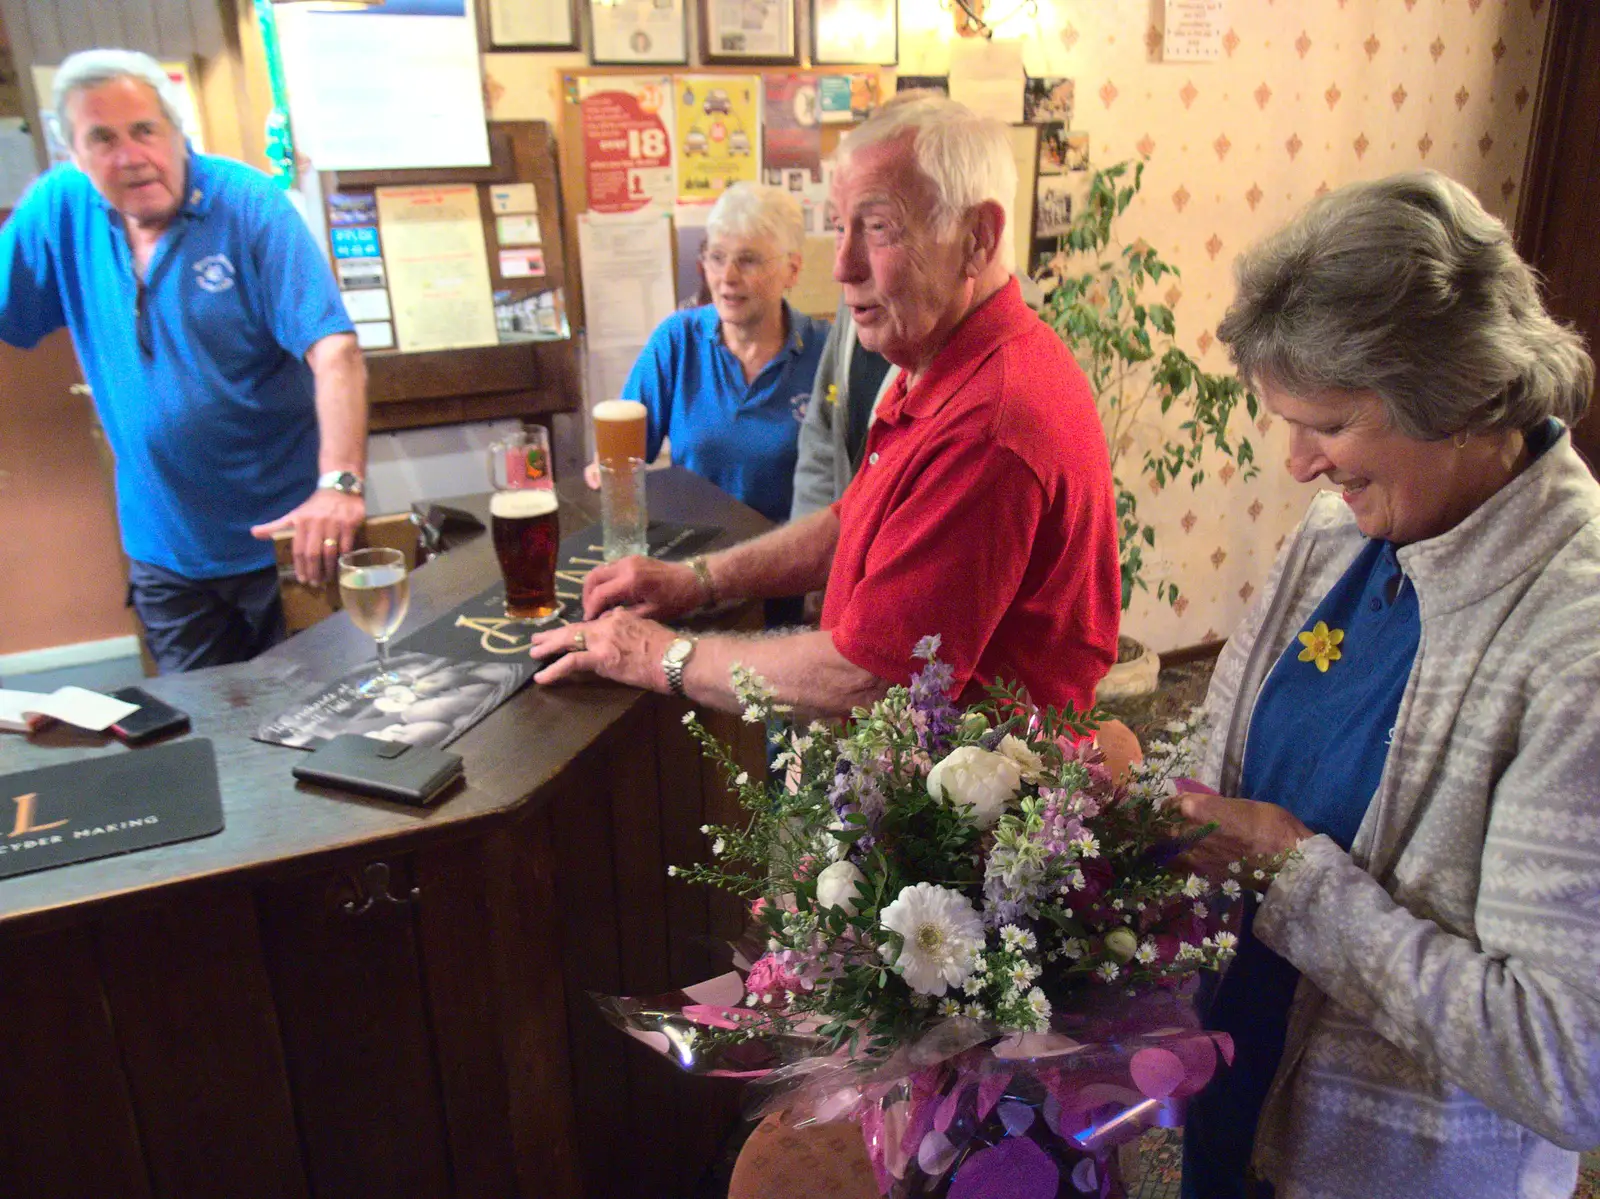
835, 94, 1017, 272
53, 49, 185, 146
705, 183, 805, 258
1217, 170, 1592, 439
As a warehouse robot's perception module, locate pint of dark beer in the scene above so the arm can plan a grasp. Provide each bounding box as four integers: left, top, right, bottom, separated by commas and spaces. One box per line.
491, 488, 561, 621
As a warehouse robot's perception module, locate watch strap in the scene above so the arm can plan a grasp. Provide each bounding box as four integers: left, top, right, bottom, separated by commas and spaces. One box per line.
317, 469, 365, 497
662, 637, 695, 699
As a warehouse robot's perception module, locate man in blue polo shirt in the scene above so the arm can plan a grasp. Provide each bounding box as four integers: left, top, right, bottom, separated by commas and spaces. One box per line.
0, 49, 367, 672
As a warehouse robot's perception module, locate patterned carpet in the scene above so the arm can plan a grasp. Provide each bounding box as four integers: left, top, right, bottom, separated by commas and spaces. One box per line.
1122, 1132, 1600, 1199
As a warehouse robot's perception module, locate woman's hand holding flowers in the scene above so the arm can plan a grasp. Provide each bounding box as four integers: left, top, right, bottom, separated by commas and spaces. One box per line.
1175, 790, 1312, 888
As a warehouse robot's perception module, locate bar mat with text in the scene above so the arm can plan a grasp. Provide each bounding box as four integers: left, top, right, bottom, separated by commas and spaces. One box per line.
255, 652, 527, 751
0, 738, 223, 880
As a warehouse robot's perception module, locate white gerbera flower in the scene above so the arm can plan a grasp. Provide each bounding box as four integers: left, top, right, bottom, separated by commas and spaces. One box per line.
878, 882, 985, 996
1096, 961, 1121, 983
937, 998, 961, 1017
1135, 939, 1159, 964
1182, 874, 1207, 898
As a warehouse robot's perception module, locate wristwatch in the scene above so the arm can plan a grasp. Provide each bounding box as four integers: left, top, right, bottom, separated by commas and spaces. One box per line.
661, 636, 697, 699
317, 469, 365, 497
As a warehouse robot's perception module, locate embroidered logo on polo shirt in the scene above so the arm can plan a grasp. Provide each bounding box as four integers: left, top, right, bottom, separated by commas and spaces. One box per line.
193, 254, 236, 293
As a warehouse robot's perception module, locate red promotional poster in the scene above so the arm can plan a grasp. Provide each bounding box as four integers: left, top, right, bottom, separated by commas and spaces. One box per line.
761, 73, 821, 182
579, 77, 675, 215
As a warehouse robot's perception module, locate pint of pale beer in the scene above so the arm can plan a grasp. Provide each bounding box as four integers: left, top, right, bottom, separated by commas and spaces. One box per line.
592, 399, 648, 469
488, 427, 561, 621
491, 488, 561, 621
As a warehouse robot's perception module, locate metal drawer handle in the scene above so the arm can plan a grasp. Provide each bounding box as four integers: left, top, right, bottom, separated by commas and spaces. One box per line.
341, 861, 419, 916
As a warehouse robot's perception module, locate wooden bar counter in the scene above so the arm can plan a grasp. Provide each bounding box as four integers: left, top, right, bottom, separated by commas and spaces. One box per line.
0, 468, 769, 1199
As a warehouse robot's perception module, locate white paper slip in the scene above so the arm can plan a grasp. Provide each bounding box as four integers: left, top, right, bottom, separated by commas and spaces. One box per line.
0, 686, 139, 733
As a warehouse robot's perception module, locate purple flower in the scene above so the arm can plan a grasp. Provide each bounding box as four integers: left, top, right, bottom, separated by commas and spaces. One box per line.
912, 634, 943, 662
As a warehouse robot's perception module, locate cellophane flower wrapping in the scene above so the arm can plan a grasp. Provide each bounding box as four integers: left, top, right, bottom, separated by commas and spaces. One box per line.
595, 640, 1272, 1197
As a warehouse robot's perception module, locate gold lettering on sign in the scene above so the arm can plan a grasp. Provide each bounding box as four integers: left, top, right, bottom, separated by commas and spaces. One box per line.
9, 793, 67, 837
454, 615, 547, 655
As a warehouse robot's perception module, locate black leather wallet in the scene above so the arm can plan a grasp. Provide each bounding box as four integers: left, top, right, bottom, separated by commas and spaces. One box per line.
292, 734, 464, 806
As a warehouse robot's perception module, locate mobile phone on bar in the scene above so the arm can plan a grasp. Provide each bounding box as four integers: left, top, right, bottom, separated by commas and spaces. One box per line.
108, 687, 191, 743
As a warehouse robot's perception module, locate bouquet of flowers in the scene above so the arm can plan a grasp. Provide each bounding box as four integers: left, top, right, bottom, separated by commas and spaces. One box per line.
599, 638, 1273, 1197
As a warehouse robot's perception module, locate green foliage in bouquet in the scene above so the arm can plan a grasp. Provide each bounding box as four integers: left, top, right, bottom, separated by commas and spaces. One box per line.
670, 642, 1269, 1060
1034, 160, 1259, 609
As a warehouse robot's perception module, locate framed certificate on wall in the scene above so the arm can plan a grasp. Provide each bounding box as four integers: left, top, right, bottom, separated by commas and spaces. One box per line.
488, 0, 580, 49
699, 0, 799, 66
590, 0, 690, 65
812, 0, 896, 65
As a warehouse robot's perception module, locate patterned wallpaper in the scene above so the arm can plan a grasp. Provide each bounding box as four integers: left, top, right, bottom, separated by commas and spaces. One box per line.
896, 0, 1552, 652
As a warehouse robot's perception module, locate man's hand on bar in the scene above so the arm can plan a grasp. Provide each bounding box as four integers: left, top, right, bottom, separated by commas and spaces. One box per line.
251, 488, 365, 586
582, 555, 705, 621
529, 608, 674, 691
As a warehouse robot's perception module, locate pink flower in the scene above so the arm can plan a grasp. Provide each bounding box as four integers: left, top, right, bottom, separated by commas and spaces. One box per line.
744, 953, 807, 1009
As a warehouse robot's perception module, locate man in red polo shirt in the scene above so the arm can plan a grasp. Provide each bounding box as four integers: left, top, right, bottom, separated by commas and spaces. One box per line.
531, 95, 1120, 717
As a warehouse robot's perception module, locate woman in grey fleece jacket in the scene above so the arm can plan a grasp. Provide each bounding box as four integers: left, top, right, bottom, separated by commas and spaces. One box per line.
1175, 171, 1600, 1199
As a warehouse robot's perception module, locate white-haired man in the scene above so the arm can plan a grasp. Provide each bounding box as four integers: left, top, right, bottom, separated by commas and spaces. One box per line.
0, 49, 367, 672
532, 96, 1120, 717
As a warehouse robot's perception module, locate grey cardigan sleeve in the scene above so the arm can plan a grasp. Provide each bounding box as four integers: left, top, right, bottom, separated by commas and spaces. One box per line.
790, 314, 850, 521
1254, 650, 1600, 1149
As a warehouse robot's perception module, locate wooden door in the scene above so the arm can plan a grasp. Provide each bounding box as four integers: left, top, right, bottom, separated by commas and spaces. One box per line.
1516, 0, 1600, 471
0, 327, 138, 657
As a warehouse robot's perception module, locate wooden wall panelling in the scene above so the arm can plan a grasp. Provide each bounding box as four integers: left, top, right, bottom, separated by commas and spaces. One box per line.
545, 748, 630, 1197
94, 889, 310, 1199
476, 818, 585, 1199
119, 3, 163, 60
605, 702, 686, 1196
253, 859, 454, 1198
1516, 0, 1600, 471
657, 694, 713, 989
0, 926, 153, 1197
413, 836, 525, 1199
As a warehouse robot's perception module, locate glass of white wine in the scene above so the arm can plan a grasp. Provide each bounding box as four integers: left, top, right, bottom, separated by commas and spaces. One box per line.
338, 547, 412, 697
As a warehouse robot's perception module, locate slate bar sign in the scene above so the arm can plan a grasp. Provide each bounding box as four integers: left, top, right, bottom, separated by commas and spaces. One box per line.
0, 738, 225, 880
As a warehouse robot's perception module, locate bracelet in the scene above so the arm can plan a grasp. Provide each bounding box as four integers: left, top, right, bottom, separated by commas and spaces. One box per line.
687, 555, 717, 607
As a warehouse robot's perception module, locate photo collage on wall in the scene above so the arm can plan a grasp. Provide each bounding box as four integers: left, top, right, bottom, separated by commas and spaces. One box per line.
1023, 76, 1090, 278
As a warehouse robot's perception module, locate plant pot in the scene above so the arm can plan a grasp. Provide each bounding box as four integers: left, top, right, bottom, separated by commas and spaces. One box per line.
1095, 637, 1160, 702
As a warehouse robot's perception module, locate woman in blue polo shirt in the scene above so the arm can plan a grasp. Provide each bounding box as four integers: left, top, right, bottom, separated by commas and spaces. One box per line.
608, 183, 827, 525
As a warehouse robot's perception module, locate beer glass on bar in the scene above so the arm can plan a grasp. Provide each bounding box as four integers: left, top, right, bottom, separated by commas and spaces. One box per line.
488, 427, 562, 623
592, 400, 650, 562
591, 399, 647, 471
599, 457, 649, 561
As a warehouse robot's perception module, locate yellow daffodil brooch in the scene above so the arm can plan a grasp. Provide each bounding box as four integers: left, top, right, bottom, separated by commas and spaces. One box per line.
825, 383, 840, 407
1297, 621, 1344, 672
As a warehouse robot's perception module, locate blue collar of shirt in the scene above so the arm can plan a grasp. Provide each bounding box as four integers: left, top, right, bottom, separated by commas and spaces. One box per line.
696, 300, 808, 357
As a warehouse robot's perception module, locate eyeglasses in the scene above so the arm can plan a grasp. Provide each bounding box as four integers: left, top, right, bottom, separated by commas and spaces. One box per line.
700, 250, 773, 274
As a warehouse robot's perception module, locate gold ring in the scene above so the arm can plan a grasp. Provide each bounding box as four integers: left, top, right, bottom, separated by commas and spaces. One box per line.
571, 630, 587, 652
323, 538, 339, 549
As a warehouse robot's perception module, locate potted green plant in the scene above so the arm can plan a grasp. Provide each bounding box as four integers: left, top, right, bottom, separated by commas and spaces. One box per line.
1034, 160, 1258, 698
